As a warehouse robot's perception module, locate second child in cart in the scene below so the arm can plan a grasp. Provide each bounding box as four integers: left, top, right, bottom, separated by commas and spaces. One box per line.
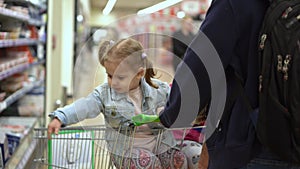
48, 38, 194, 169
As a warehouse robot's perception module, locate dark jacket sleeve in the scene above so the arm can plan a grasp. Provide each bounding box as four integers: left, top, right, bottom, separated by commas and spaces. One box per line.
172, 31, 188, 58
159, 0, 239, 128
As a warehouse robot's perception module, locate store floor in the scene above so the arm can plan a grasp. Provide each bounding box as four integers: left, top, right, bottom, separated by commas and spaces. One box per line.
70, 45, 175, 127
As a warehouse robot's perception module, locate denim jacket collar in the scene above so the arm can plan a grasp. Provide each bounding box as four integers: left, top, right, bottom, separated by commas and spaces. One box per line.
111, 78, 151, 101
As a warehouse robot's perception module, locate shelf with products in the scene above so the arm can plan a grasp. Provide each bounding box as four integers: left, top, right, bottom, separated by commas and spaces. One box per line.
0, 7, 44, 27
4, 0, 47, 11
0, 59, 45, 81
0, 0, 46, 168
2, 0, 46, 23
0, 6, 29, 21
0, 39, 44, 48
0, 59, 45, 115
0, 116, 38, 169
0, 79, 43, 113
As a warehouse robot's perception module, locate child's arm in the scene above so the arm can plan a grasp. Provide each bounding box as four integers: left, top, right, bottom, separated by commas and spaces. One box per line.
49, 90, 104, 124
47, 88, 105, 137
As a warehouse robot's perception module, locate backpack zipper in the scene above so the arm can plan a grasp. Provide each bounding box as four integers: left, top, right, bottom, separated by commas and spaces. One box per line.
281, 6, 293, 18
259, 1, 294, 50
259, 34, 267, 50
282, 4, 300, 19
285, 14, 300, 29
282, 55, 291, 81
283, 54, 291, 106
263, 0, 295, 33
260, 2, 300, 50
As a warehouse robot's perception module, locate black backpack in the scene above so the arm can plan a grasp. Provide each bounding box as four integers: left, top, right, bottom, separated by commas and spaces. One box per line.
257, 0, 300, 163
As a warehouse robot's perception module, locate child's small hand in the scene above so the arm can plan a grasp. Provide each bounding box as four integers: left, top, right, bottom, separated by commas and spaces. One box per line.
47, 117, 62, 139
131, 114, 160, 126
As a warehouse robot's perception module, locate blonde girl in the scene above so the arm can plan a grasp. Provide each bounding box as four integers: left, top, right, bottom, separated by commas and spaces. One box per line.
48, 38, 188, 169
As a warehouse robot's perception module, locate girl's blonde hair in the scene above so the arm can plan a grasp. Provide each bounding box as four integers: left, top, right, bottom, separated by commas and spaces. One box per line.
98, 38, 158, 88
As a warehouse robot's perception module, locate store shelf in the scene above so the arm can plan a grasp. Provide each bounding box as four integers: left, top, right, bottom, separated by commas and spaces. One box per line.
0, 0, 47, 168
14, 138, 37, 169
0, 63, 29, 81
0, 79, 44, 113
0, 7, 44, 26
4, 0, 47, 11
0, 39, 42, 48
30, 59, 45, 66
0, 7, 29, 21
28, 19, 45, 27
0, 60, 45, 81
0, 117, 38, 169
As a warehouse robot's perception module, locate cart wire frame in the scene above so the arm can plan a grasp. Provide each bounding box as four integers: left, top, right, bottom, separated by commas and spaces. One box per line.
33, 125, 205, 169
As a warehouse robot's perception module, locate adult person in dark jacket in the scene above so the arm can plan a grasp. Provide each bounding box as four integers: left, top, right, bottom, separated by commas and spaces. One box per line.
158, 0, 300, 168
172, 15, 195, 70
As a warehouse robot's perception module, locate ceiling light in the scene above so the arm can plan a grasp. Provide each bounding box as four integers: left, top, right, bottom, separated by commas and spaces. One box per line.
103, 0, 117, 15
137, 0, 183, 15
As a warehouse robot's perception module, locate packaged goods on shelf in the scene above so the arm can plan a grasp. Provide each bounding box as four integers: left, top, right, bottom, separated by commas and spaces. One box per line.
4, 46, 35, 64
4, 73, 28, 83
18, 86, 44, 117
0, 54, 29, 73
0, 32, 8, 40
0, 132, 9, 168
9, 32, 19, 39
37, 44, 44, 59
0, 125, 25, 156
0, 117, 35, 156
0, 81, 23, 93
27, 65, 44, 81
5, 132, 22, 156
0, 0, 47, 167
28, 25, 38, 39
0, 73, 28, 93
0, 50, 30, 71
0, 0, 5, 8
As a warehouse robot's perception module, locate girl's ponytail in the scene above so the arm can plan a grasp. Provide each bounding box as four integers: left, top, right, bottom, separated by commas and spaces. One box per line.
143, 57, 158, 89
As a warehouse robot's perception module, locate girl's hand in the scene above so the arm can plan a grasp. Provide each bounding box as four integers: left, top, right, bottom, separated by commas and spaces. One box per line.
131, 114, 160, 126
47, 117, 62, 139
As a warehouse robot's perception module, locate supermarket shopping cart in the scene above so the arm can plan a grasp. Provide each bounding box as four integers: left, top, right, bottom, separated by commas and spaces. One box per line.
33, 123, 205, 169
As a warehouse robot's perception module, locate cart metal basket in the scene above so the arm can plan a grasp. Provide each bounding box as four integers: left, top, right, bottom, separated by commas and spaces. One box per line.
33, 125, 205, 169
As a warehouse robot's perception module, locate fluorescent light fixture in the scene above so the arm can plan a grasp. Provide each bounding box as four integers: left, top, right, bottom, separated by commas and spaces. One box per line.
137, 0, 183, 15
103, 0, 117, 15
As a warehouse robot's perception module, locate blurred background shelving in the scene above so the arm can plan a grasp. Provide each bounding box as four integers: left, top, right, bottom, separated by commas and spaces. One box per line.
0, 0, 46, 168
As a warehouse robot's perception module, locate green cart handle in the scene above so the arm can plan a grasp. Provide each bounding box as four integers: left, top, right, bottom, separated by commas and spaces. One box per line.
131, 114, 160, 126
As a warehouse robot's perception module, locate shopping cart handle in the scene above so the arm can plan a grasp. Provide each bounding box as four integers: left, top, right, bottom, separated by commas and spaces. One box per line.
131, 114, 160, 126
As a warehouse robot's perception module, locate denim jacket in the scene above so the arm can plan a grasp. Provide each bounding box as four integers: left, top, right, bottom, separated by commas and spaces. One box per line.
49, 78, 176, 155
